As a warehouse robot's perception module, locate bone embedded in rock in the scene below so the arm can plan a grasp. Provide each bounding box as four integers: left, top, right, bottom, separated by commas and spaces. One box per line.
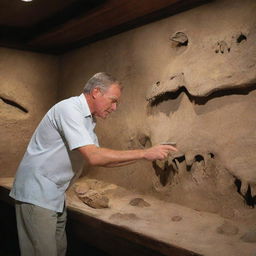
76, 189, 110, 209
146, 72, 186, 101
173, 158, 187, 174
73, 183, 90, 196
170, 32, 188, 46
184, 151, 195, 167
240, 180, 249, 196
155, 159, 166, 170
250, 184, 256, 198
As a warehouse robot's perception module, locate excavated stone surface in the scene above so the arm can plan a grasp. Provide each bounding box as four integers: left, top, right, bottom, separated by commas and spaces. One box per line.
2, 1, 255, 255
0, 48, 58, 177
57, 0, 256, 218
143, 0, 256, 214
50, 1, 256, 254
73, 179, 117, 209
64, 178, 256, 256
146, 18, 256, 99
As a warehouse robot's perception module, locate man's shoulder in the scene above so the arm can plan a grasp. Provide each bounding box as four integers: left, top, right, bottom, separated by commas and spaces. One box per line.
53, 96, 80, 112
57, 96, 78, 106
47, 94, 91, 120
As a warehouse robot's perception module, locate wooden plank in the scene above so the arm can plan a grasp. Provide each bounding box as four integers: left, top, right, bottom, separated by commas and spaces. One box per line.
28, 0, 207, 49
67, 209, 202, 256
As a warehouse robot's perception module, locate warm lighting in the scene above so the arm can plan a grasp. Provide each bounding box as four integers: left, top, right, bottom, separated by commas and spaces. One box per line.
21, 0, 33, 2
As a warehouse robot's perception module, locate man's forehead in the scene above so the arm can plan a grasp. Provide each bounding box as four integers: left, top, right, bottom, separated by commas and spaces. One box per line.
106, 84, 122, 94
110, 83, 122, 90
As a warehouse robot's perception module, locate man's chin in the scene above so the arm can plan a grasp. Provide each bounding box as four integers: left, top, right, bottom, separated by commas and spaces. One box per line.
95, 111, 111, 119
99, 113, 109, 119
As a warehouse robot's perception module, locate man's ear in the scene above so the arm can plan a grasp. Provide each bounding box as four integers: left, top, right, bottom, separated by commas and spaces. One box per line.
91, 87, 102, 99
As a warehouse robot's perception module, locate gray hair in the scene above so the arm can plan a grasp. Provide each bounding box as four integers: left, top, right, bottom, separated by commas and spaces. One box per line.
83, 72, 121, 94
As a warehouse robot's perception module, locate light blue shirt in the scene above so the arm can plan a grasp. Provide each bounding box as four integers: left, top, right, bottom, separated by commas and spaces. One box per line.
10, 94, 99, 212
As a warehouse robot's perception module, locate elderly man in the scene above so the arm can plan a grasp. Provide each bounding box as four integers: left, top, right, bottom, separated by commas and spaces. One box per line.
10, 72, 177, 256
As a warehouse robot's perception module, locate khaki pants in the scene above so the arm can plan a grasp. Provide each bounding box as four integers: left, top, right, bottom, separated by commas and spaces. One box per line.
15, 201, 67, 256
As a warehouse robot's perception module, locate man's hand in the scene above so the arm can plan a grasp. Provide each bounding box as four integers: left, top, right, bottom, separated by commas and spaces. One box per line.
143, 144, 178, 161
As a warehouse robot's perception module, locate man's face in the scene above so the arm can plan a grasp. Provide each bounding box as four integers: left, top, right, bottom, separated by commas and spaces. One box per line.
93, 83, 121, 119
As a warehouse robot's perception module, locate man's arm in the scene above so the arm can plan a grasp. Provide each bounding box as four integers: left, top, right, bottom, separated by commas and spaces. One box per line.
103, 160, 137, 168
77, 144, 177, 167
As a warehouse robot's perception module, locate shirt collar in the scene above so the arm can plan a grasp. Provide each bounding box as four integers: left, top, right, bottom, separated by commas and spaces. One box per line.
78, 93, 92, 118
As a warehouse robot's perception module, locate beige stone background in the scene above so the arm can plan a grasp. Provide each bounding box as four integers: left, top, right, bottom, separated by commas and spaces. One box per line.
59, 0, 256, 216
1, 0, 256, 218
0, 48, 59, 177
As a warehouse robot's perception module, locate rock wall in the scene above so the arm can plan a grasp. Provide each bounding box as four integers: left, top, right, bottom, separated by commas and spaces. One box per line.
1, 0, 255, 217
0, 47, 59, 176
59, 0, 256, 215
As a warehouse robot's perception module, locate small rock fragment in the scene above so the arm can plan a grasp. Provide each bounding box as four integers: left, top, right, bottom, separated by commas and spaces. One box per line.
171, 216, 183, 222
216, 221, 239, 236
129, 198, 150, 207
170, 32, 188, 46
77, 189, 109, 209
74, 183, 90, 196
240, 230, 256, 243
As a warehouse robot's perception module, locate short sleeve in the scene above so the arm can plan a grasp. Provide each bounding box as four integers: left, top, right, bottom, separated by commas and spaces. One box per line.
54, 103, 96, 150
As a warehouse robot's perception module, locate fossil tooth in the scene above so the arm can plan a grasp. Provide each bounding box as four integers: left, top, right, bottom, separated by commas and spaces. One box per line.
185, 151, 195, 167
250, 183, 256, 198
240, 180, 249, 196
155, 159, 166, 169
173, 158, 186, 174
